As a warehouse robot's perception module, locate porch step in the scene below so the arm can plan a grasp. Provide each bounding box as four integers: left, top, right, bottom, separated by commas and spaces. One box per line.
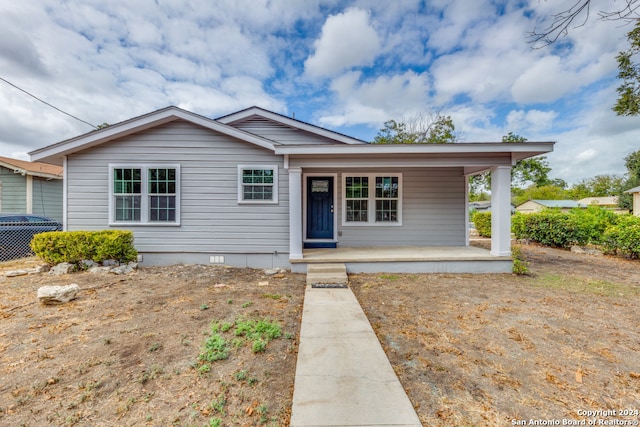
306, 263, 348, 286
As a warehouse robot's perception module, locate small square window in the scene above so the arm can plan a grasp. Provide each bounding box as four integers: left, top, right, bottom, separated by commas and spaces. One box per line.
238, 165, 278, 204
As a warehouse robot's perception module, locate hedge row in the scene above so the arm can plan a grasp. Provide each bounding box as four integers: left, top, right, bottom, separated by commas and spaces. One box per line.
471, 207, 640, 258
511, 207, 620, 248
30, 230, 138, 265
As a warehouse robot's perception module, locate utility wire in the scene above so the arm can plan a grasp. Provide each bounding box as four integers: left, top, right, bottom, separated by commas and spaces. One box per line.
0, 76, 98, 129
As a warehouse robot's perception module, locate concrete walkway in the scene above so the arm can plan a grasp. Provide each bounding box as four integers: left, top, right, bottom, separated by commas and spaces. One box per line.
290, 285, 422, 427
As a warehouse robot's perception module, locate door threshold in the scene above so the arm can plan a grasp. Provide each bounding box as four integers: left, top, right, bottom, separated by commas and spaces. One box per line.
304, 242, 337, 249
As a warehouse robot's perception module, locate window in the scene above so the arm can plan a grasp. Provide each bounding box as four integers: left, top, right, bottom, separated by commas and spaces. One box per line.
110, 164, 180, 225
345, 176, 368, 222
238, 165, 278, 204
343, 173, 401, 226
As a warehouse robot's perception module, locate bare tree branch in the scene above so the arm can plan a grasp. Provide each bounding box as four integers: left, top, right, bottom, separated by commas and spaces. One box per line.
528, 0, 640, 47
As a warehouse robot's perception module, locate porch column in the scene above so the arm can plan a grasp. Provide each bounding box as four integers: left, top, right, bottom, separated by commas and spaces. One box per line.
288, 167, 303, 260
490, 165, 512, 256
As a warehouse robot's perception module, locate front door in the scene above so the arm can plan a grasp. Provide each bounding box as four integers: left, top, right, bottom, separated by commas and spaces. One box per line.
306, 177, 334, 244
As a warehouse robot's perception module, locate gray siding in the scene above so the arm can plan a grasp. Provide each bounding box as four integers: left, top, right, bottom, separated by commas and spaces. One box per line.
31, 178, 63, 221
0, 167, 26, 212
66, 120, 289, 254
307, 168, 466, 247
233, 117, 342, 145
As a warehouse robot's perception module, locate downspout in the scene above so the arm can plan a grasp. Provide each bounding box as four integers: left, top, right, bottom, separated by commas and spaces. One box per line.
63, 156, 68, 230
26, 175, 33, 214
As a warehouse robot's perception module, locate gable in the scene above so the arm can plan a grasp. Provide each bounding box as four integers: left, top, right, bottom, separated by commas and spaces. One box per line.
230, 116, 349, 145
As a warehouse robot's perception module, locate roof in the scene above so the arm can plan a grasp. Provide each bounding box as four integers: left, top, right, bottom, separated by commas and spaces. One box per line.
577, 196, 618, 206
625, 185, 640, 194
216, 106, 366, 145
29, 105, 555, 168
0, 155, 63, 179
29, 106, 280, 166
522, 200, 584, 208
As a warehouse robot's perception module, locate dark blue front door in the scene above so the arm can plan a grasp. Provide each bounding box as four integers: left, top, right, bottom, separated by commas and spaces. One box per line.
306, 177, 334, 241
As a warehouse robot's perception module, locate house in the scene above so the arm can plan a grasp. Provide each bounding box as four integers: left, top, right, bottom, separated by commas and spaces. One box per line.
624, 186, 640, 216
0, 156, 63, 221
516, 199, 584, 213
29, 106, 554, 273
577, 196, 618, 208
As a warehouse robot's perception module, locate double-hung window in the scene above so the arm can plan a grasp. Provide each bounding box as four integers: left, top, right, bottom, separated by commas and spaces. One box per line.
110, 164, 180, 225
343, 173, 401, 225
238, 165, 278, 204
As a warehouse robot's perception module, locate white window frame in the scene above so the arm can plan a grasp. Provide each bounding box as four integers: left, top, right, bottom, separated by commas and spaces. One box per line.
237, 165, 279, 204
342, 173, 402, 226
108, 164, 181, 226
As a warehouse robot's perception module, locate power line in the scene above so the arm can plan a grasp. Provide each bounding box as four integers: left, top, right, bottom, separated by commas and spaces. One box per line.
0, 76, 98, 129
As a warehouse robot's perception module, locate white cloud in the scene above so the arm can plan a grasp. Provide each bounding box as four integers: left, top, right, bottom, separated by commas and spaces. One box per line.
304, 8, 381, 78
505, 109, 558, 134
318, 70, 431, 128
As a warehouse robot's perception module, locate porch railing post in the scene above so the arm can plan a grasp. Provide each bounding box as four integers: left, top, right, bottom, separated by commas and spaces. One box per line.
490, 165, 512, 256
288, 167, 303, 259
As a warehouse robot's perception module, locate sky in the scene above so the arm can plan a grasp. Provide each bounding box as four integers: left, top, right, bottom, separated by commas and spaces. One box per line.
1, 0, 639, 185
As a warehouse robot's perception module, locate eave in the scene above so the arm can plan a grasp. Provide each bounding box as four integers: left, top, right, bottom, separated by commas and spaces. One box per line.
29, 106, 279, 166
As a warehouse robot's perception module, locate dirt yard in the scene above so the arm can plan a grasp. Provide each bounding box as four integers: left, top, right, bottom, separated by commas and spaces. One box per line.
351, 244, 640, 426
0, 262, 306, 426
1, 244, 639, 426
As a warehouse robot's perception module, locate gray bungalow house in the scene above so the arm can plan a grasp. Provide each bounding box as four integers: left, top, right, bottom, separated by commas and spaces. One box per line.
30, 106, 553, 273
0, 156, 63, 221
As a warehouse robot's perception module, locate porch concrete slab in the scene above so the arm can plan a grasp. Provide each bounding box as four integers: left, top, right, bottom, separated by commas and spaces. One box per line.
300, 245, 507, 263
290, 286, 421, 427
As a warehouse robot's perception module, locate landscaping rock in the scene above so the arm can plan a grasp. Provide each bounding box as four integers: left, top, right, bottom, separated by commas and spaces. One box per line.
31, 265, 50, 274
37, 284, 80, 304
80, 259, 98, 269
5, 270, 28, 277
571, 246, 603, 256
110, 263, 137, 275
89, 262, 137, 275
89, 266, 112, 274
50, 262, 76, 275
102, 259, 119, 267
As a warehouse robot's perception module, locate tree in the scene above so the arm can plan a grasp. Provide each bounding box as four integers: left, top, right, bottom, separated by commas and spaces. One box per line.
503, 132, 552, 188
529, 0, 640, 115
619, 149, 640, 209
373, 112, 457, 144
469, 132, 552, 199
614, 21, 640, 115
512, 184, 569, 207
567, 174, 626, 199
529, 0, 640, 47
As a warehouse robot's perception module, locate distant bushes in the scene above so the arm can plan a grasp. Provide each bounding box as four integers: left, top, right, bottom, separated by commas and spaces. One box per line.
602, 215, 640, 258
475, 207, 640, 258
471, 211, 492, 237
511, 207, 619, 248
30, 230, 138, 265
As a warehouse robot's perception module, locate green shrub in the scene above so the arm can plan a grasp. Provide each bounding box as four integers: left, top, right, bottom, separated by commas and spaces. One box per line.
30, 230, 137, 265
602, 215, 640, 258
512, 207, 621, 248
471, 211, 492, 237
566, 206, 619, 246
514, 209, 575, 247
511, 245, 528, 275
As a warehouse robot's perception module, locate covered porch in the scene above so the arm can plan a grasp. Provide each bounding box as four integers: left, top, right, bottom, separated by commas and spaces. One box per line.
289, 244, 512, 274
279, 141, 554, 274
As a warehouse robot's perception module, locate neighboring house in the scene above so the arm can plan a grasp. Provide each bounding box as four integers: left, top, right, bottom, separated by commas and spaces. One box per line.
0, 156, 63, 221
469, 201, 516, 214
577, 196, 618, 208
516, 199, 585, 213
30, 106, 553, 273
625, 186, 640, 216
